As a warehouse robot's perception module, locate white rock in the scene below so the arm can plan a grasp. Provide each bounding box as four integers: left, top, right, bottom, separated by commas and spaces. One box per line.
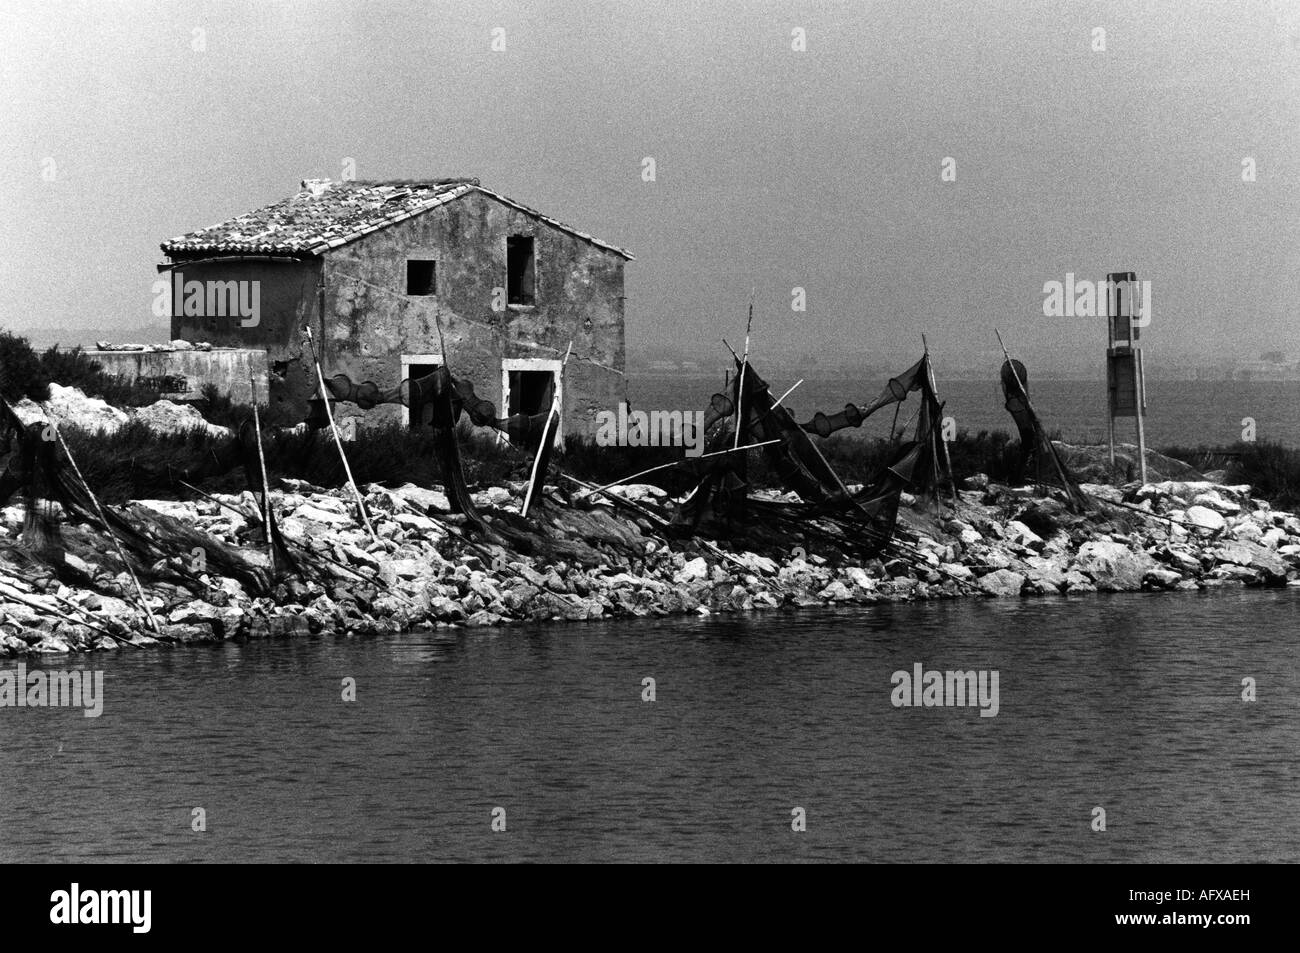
1005, 520, 1043, 546
674, 556, 708, 583
844, 567, 877, 590
735, 552, 778, 575
394, 513, 438, 532
1185, 505, 1227, 533
1190, 489, 1240, 514
293, 504, 352, 527
388, 484, 451, 514
13, 383, 128, 434
128, 401, 229, 438
609, 483, 667, 501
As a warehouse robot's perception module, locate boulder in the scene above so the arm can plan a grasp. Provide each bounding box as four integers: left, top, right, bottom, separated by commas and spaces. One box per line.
1189, 489, 1240, 514
673, 557, 708, 584
1005, 520, 1044, 549
12, 384, 128, 434
1212, 541, 1287, 581
387, 484, 451, 514
818, 580, 853, 601
394, 513, 438, 533
1143, 568, 1182, 589
1184, 505, 1227, 533
1024, 555, 1068, 592
979, 569, 1025, 597
1063, 570, 1097, 593
1072, 540, 1158, 592
1056, 442, 1204, 482
128, 401, 230, 438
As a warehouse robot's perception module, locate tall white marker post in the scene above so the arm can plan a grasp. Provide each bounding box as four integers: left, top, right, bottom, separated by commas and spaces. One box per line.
1106, 271, 1148, 485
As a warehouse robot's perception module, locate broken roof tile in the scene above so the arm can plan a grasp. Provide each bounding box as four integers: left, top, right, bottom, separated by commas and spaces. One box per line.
161, 178, 633, 261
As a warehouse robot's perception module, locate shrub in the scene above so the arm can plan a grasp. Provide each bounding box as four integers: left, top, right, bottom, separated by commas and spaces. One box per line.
1227, 441, 1300, 509
0, 330, 51, 402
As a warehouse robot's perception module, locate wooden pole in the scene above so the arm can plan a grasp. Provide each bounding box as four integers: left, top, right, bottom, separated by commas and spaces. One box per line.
0, 578, 126, 642
45, 419, 160, 634
733, 292, 755, 450
921, 335, 960, 511
250, 377, 275, 574
521, 341, 572, 518
1134, 348, 1149, 485
302, 325, 378, 544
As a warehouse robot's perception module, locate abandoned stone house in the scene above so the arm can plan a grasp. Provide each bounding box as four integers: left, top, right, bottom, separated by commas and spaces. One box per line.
158, 177, 632, 438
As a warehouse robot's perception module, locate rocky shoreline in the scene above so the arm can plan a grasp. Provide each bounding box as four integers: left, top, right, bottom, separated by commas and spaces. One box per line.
2, 473, 1298, 657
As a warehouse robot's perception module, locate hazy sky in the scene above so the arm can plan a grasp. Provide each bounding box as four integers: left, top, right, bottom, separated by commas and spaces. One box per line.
3, 0, 1298, 372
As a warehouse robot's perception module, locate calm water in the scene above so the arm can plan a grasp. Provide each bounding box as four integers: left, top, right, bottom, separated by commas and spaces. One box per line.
631, 376, 1300, 448
2, 589, 1296, 863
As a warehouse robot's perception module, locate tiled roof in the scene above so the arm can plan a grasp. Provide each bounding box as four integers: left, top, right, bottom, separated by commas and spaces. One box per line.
160, 178, 633, 260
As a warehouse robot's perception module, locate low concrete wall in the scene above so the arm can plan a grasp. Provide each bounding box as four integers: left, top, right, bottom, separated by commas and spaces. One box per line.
84, 348, 268, 406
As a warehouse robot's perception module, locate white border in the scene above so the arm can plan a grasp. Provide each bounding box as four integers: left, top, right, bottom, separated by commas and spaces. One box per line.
501, 357, 564, 448
400, 353, 445, 427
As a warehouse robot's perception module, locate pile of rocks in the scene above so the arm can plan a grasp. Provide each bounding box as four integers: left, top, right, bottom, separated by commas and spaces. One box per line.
1, 472, 1297, 657
12, 384, 231, 438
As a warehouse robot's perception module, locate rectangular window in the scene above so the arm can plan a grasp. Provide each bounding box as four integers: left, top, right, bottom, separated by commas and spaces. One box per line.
406, 259, 437, 296
506, 236, 535, 306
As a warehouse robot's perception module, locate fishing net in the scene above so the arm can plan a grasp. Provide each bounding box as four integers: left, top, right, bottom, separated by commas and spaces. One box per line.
999, 358, 1088, 511
798, 356, 928, 437
319, 369, 555, 449
0, 401, 280, 596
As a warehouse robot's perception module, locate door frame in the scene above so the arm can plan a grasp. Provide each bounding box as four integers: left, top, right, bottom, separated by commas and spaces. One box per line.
400, 353, 444, 428
501, 357, 564, 448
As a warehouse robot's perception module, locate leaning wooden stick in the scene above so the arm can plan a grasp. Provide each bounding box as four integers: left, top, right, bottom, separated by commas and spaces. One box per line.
521, 340, 573, 518
44, 417, 160, 634
249, 377, 275, 574
0, 578, 127, 642
302, 325, 379, 544
733, 292, 755, 450
922, 334, 960, 511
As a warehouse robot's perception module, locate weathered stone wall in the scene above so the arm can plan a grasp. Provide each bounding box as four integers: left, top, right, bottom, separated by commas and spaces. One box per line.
85, 348, 269, 406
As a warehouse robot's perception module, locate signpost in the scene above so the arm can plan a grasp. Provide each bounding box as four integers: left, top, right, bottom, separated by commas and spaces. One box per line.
1105, 271, 1148, 484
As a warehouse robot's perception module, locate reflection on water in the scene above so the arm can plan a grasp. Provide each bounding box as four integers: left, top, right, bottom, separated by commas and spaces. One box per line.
2, 589, 1297, 862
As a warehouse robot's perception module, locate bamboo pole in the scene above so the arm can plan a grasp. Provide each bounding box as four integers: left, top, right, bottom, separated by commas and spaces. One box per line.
521, 341, 572, 518
922, 335, 960, 511
0, 574, 126, 642
44, 419, 160, 634
732, 292, 755, 450
0, 578, 126, 641
302, 325, 378, 544
250, 377, 275, 574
